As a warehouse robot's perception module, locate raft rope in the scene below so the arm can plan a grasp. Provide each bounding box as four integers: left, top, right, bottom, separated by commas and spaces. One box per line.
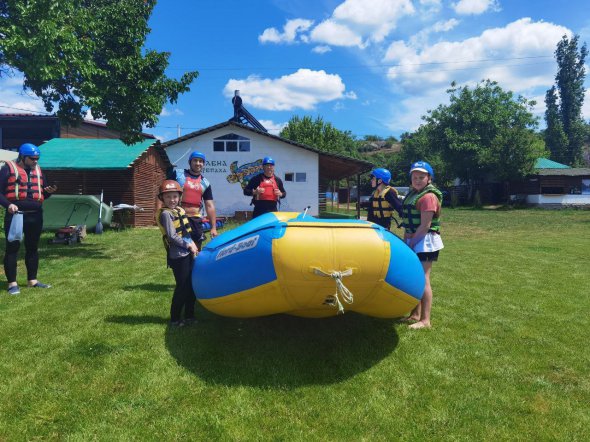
312, 267, 354, 314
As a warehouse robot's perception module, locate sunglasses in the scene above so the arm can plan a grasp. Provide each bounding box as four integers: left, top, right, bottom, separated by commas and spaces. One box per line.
27, 157, 40, 161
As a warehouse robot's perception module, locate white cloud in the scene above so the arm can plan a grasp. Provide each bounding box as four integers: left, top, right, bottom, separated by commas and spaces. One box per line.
310, 20, 365, 48
312, 45, 332, 54
258, 19, 314, 44
410, 18, 460, 47
160, 107, 184, 117
258, 119, 288, 135
0, 75, 45, 114
223, 69, 355, 111
583, 90, 590, 120
452, 0, 500, 16
260, 0, 415, 50
384, 19, 570, 94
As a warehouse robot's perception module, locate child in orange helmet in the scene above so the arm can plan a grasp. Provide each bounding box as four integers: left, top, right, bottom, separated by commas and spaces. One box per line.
156, 180, 199, 327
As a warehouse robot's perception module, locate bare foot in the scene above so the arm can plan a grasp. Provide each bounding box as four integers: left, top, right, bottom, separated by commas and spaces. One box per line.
408, 321, 431, 330
397, 316, 419, 323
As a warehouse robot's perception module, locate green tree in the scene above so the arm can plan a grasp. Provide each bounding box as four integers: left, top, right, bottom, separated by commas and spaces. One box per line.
0, 0, 197, 144
279, 115, 358, 155
544, 86, 569, 164
399, 80, 546, 200
545, 34, 588, 165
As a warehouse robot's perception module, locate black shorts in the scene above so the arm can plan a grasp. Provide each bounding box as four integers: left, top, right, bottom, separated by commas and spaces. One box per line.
417, 250, 439, 262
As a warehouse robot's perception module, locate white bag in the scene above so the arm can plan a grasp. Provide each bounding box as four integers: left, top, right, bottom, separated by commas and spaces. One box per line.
7, 212, 23, 242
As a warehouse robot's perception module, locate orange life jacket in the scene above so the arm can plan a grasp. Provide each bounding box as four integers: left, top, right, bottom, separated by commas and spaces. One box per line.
257, 175, 279, 202
4, 160, 44, 202
181, 174, 203, 217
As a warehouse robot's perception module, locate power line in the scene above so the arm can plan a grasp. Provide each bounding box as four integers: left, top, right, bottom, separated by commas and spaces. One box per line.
166, 55, 555, 72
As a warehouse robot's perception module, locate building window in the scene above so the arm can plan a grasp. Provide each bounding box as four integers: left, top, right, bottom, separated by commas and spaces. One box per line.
541, 186, 564, 194
213, 133, 250, 152
295, 173, 307, 182
284, 172, 306, 183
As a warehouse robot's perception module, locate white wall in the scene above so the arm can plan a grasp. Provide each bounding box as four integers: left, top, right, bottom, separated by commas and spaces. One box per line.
526, 194, 590, 206
165, 126, 319, 216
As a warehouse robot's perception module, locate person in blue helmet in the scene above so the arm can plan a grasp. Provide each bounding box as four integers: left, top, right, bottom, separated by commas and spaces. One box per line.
167, 150, 217, 250
400, 160, 444, 329
367, 168, 402, 229
243, 156, 287, 218
0, 143, 57, 295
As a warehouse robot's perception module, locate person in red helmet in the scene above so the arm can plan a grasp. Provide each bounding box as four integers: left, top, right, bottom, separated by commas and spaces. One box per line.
156, 180, 198, 327
243, 156, 287, 218
0, 143, 57, 295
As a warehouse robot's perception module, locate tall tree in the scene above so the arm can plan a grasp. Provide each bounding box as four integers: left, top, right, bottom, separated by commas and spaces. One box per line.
398, 80, 546, 198
0, 0, 197, 144
279, 115, 358, 156
545, 34, 588, 165
544, 86, 569, 164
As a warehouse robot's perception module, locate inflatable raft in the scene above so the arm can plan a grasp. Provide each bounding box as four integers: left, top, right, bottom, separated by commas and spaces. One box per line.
192, 212, 425, 318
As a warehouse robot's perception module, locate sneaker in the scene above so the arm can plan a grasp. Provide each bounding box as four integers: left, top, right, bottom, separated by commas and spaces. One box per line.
7, 285, 20, 295
169, 320, 185, 328
29, 282, 52, 288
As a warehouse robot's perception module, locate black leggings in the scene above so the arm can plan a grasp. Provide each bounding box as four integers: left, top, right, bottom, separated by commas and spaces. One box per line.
4, 210, 43, 283
168, 254, 195, 322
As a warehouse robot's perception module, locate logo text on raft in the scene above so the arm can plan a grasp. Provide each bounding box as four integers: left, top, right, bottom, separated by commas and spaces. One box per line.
216, 235, 260, 261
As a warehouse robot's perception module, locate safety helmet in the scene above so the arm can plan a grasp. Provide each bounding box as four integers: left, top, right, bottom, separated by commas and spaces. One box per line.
370, 168, 391, 185
158, 180, 183, 200
410, 161, 434, 180
262, 156, 275, 165
19, 143, 41, 158
188, 151, 206, 164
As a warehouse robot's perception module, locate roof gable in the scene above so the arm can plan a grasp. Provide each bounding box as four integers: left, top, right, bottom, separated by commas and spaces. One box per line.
534, 157, 571, 169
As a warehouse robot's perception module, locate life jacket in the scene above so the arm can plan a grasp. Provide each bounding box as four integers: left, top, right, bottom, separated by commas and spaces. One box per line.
257, 175, 279, 202
370, 186, 398, 219
4, 160, 44, 202
156, 207, 193, 252
174, 169, 210, 217
402, 184, 442, 234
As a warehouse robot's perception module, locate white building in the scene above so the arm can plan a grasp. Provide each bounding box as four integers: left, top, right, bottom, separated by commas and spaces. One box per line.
162, 120, 372, 217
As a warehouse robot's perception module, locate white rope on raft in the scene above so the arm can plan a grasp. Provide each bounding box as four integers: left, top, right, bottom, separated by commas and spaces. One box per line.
312, 267, 354, 314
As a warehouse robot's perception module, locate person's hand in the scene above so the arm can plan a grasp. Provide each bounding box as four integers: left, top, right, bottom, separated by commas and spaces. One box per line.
7, 204, 18, 214
44, 185, 58, 194
274, 188, 282, 197
188, 242, 198, 256
255, 186, 264, 196
210, 227, 218, 238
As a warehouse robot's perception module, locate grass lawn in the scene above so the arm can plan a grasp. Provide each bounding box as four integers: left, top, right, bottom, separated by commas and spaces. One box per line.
1, 208, 589, 440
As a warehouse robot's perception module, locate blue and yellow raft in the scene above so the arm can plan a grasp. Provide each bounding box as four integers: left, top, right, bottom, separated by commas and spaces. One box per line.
193, 212, 425, 318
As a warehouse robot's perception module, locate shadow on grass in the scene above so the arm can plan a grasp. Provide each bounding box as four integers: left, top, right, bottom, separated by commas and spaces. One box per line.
121, 283, 175, 292
163, 311, 399, 388
105, 315, 169, 325
36, 242, 111, 259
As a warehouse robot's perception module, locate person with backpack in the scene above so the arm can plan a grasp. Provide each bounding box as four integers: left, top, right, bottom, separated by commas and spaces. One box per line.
156, 180, 198, 327
243, 156, 287, 218
0, 143, 57, 295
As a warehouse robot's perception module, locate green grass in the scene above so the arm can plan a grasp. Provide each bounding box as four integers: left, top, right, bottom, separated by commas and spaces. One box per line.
1, 209, 589, 440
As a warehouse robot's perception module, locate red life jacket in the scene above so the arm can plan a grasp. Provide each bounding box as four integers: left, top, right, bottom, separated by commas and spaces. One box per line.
257, 175, 279, 201
181, 174, 203, 217
4, 160, 44, 202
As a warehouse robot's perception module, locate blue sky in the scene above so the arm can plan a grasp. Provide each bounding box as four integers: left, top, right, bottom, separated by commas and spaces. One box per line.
1, 0, 590, 142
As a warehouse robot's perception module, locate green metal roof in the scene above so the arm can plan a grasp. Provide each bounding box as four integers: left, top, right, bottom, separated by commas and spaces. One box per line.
39, 138, 156, 170
534, 157, 571, 169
